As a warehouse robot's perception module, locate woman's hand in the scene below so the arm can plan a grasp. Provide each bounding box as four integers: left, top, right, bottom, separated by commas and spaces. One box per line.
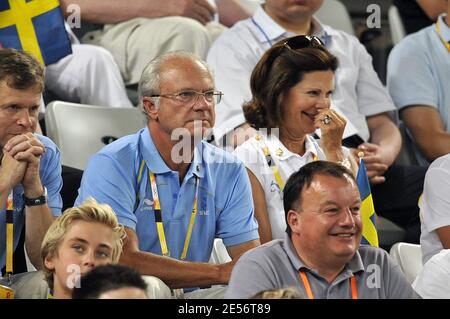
315, 109, 346, 154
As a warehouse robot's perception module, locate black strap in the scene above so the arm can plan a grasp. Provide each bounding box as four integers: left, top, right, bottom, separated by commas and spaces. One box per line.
342, 134, 364, 149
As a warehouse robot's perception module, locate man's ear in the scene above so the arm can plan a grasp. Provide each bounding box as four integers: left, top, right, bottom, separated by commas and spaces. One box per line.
287, 209, 301, 234
142, 97, 158, 121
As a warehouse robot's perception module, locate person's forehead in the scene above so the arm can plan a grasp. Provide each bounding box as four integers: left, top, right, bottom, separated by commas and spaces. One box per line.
0, 80, 42, 99
63, 220, 115, 244
99, 287, 147, 299
302, 174, 358, 200
159, 58, 212, 83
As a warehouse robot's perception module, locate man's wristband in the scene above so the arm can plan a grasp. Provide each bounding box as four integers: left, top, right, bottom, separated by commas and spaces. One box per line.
23, 187, 47, 206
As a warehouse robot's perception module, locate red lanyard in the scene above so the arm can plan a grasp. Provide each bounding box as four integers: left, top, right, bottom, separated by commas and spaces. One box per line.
299, 270, 358, 299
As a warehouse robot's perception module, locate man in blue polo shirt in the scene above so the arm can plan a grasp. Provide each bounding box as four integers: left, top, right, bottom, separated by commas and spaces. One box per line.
0, 49, 62, 273
388, 1, 450, 166
76, 51, 260, 298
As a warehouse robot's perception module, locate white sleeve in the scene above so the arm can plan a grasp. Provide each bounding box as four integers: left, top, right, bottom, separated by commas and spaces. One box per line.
420, 162, 450, 233
412, 250, 450, 299
354, 40, 396, 117
234, 141, 270, 191
387, 36, 438, 110
207, 33, 258, 141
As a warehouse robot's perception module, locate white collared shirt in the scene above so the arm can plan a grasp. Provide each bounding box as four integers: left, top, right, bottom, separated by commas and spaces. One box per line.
208, 5, 396, 142
234, 132, 349, 239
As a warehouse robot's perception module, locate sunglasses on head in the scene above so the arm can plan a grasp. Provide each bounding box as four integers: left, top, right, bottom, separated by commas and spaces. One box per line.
282, 35, 324, 51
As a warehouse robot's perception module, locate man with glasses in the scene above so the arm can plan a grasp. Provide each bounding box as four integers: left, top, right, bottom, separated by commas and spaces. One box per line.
75, 51, 260, 298
207, 0, 426, 244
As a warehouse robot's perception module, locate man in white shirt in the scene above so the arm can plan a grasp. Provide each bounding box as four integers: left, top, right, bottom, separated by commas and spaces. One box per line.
207, 0, 426, 243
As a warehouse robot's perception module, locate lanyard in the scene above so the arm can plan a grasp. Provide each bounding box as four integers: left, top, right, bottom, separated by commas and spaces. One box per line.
435, 20, 450, 53
5, 191, 14, 278
0, 191, 15, 299
255, 134, 318, 191
251, 18, 273, 47
137, 160, 200, 260
299, 270, 358, 299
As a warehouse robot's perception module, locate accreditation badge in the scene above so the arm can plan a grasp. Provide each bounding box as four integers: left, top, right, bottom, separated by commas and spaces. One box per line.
0, 284, 14, 299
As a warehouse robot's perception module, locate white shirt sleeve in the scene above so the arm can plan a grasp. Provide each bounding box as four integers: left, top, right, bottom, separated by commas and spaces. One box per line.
233, 139, 270, 190
354, 40, 397, 118
420, 160, 450, 233
413, 249, 450, 298
387, 35, 439, 110
207, 30, 260, 141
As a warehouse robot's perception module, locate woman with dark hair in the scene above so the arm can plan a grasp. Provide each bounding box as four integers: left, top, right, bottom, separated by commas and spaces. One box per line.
234, 35, 357, 244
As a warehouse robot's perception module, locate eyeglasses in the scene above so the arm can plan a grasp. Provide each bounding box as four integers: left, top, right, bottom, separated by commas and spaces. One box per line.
150, 90, 223, 105
283, 35, 324, 51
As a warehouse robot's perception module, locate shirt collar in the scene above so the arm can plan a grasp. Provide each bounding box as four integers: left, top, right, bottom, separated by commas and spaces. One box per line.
139, 127, 171, 174
283, 232, 306, 270
252, 5, 288, 44
265, 133, 318, 161
437, 14, 450, 42
251, 5, 333, 46
189, 142, 205, 179
139, 127, 204, 178
282, 233, 365, 278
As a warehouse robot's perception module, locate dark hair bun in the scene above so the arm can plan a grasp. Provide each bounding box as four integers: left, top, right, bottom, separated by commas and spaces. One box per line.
243, 101, 268, 129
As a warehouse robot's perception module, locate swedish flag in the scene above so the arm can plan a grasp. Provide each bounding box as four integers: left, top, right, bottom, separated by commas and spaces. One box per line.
356, 158, 379, 247
0, 0, 71, 65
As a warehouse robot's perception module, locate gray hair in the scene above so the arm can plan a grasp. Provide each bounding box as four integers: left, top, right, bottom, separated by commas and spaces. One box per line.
137, 51, 213, 116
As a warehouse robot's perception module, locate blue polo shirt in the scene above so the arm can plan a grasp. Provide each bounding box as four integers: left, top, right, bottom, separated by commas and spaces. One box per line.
388, 14, 450, 165
0, 134, 63, 271
76, 127, 259, 262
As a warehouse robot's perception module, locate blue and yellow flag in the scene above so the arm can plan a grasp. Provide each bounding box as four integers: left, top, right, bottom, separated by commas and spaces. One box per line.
356, 158, 379, 247
0, 0, 71, 65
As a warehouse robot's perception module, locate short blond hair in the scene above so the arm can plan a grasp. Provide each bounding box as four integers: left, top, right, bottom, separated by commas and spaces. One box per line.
41, 198, 126, 288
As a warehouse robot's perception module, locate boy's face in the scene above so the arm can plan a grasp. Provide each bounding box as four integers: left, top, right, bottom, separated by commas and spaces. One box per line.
44, 220, 116, 297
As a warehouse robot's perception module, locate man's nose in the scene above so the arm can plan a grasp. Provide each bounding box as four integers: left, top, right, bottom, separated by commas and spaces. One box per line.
340, 208, 356, 228
193, 93, 212, 110
16, 109, 33, 127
